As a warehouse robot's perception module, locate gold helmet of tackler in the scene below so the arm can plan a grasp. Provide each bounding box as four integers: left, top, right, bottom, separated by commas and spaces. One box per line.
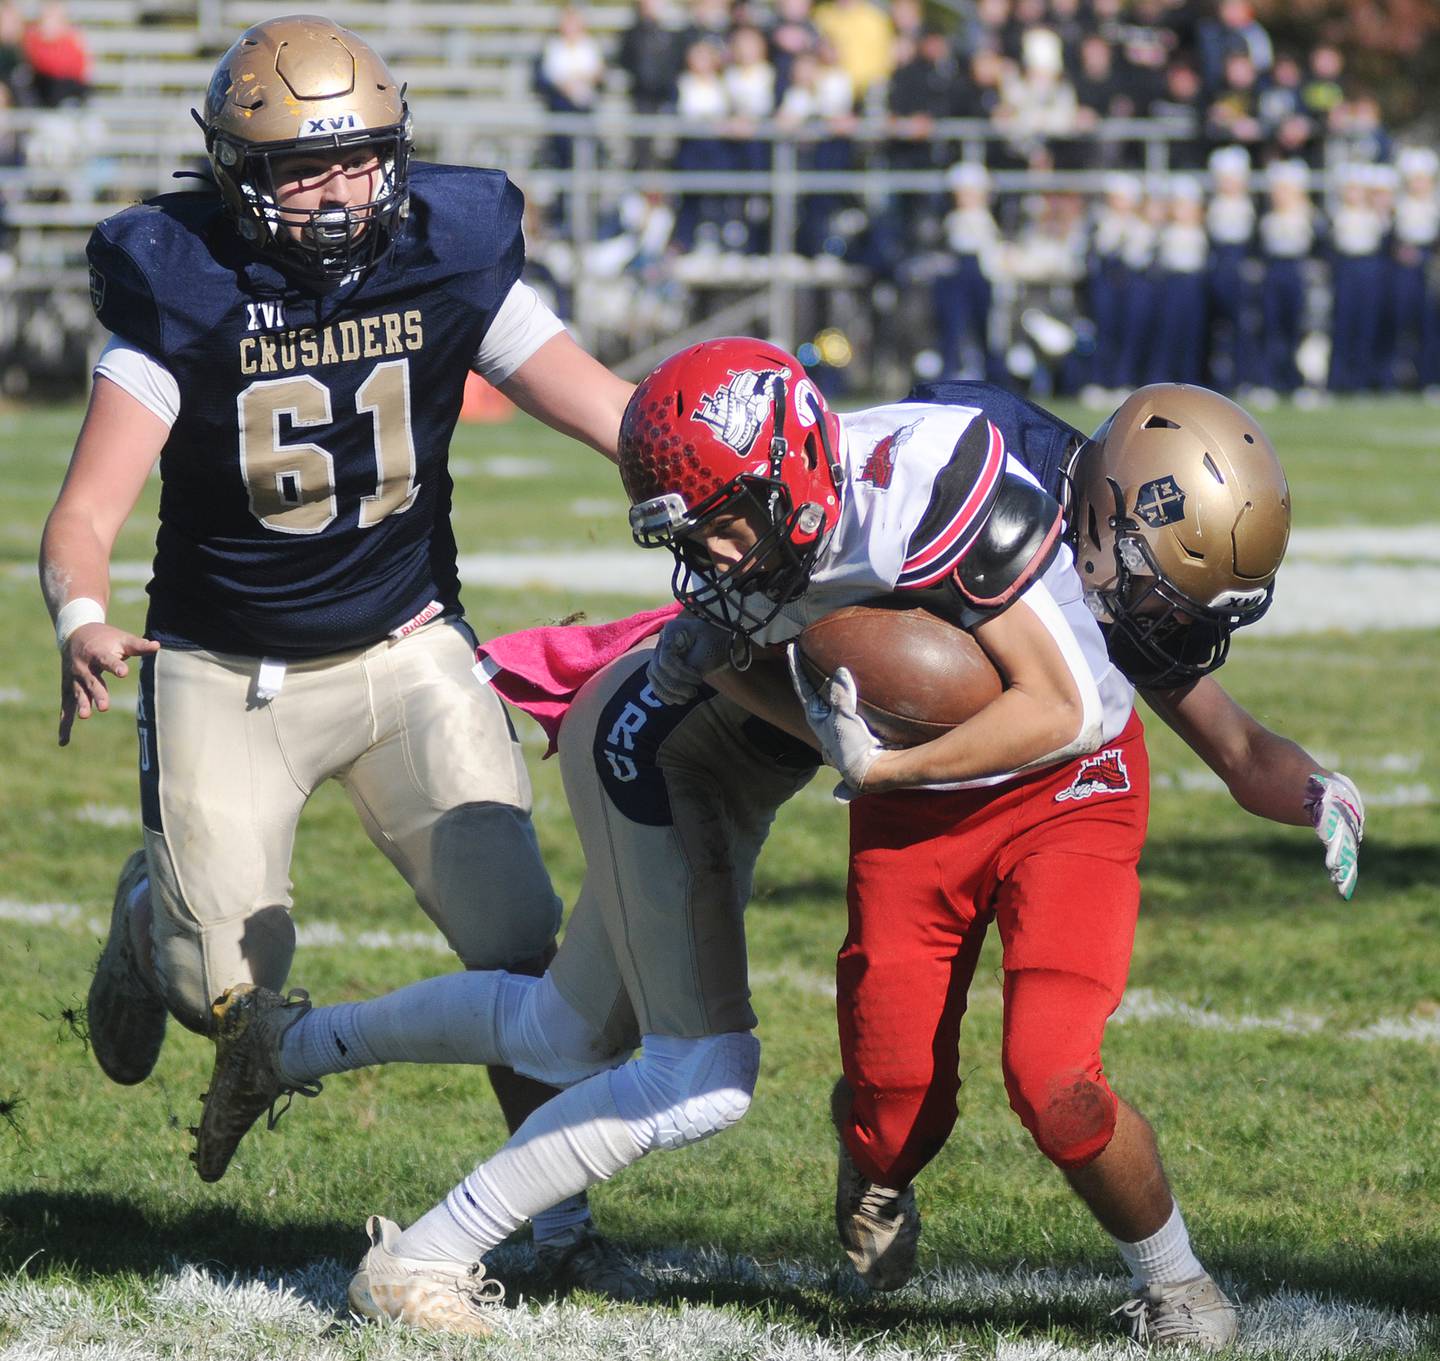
196, 14, 412, 284
1066, 383, 1291, 687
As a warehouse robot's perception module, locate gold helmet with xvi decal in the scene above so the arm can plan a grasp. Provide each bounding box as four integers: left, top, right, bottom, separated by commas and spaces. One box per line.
1068, 383, 1291, 688
197, 15, 412, 283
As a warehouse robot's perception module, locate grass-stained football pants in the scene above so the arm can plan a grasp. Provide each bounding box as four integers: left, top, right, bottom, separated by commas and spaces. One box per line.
838, 710, 1150, 1185
137, 618, 561, 1032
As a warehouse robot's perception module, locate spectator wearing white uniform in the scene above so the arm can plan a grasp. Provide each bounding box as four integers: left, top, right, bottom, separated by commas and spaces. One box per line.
934, 162, 1000, 380
724, 23, 777, 190
536, 6, 606, 170
1205, 145, 1258, 392
1155, 176, 1209, 383
673, 39, 733, 250
776, 47, 857, 255
1327, 162, 1389, 393
1084, 173, 1142, 401
1389, 147, 1440, 391
1116, 183, 1162, 389
1257, 159, 1315, 397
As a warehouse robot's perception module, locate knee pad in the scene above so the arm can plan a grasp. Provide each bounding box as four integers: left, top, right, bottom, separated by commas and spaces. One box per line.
1004, 1064, 1117, 1170
503, 973, 630, 1087
610, 1032, 760, 1153
1002, 969, 1120, 1170
427, 802, 563, 969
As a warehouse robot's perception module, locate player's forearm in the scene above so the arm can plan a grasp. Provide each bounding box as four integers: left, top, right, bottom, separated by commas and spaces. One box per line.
499, 334, 634, 462
868, 685, 1086, 790
1142, 678, 1315, 826
39, 510, 115, 619
709, 656, 819, 750
1204, 727, 1317, 826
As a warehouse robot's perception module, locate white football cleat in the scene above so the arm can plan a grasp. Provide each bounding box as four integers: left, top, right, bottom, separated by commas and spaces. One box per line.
348, 1215, 504, 1335
1113, 1274, 1239, 1351
831, 1078, 920, 1290
88, 849, 168, 1086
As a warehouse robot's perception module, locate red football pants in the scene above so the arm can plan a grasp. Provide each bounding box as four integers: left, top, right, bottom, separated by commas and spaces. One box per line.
838, 711, 1149, 1186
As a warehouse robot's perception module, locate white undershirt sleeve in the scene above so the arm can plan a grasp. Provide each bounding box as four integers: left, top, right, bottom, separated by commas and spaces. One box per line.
94, 335, 180, 428
472, 280, 567, 386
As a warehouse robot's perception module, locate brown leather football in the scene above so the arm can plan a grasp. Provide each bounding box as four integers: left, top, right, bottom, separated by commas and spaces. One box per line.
797, 602, 1003, 746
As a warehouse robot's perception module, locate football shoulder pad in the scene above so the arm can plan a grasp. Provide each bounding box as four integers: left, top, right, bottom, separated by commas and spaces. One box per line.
87, 192, 230, 360
952, 472, 1064, 613
404, 162, 525, 300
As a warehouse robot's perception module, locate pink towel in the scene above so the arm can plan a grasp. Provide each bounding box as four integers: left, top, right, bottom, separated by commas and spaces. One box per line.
478, 603, 682, 754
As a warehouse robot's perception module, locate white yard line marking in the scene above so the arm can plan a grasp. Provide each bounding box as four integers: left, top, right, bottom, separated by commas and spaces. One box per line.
0, 1252, 1426, 1360
75, 803, 140, 828
91, 531, 1440, 636
1287, 525, 1440, 561
1253, 563, 1440, 637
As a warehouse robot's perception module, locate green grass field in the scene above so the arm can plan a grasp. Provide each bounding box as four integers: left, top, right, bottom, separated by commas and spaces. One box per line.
1, 396, 1437, 1360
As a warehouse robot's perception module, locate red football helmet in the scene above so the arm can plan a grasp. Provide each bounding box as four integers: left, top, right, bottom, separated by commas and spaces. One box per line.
621, 337, 843, 636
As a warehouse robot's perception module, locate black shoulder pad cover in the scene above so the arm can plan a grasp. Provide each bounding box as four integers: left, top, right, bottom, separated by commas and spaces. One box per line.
952, 473, 1064, 613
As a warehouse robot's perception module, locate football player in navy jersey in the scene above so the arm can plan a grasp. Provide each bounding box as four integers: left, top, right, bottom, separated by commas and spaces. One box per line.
37, 15, 640, 1296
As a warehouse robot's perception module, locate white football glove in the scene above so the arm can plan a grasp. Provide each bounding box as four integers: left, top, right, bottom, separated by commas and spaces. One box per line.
646, 615, 735, 706
1304, 771, 1365, 900
786, 644, 885, 797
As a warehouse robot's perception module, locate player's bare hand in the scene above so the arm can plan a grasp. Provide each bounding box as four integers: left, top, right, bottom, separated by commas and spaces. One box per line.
59, 623, 160, 747
1303, 771, 1364, 900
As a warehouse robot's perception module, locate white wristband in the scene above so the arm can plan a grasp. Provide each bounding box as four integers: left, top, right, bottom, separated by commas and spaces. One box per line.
56, 597, 106, 650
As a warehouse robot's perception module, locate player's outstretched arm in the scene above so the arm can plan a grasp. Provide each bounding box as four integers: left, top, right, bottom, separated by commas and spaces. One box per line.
498, 332, 635, 462
40, 377, 166, 746
1141, 675, 1319, 825
1141, 675, 1365, 898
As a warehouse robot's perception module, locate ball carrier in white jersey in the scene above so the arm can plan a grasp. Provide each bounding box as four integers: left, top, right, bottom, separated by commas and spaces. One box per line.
193, 346, 1363, 1348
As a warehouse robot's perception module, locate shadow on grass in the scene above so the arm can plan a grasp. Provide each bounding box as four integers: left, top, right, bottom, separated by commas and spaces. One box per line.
2, 1191, 1435, 1343
0, 1189, 360, 1279
1139, 832, 1440, 911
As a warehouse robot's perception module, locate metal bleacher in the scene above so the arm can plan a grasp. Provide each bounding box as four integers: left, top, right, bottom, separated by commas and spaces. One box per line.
0, 2, 1203, 387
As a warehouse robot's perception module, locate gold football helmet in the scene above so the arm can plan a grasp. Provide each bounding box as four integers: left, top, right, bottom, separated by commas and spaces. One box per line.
197, 15, 412, 283
1067, 383, 1291, 687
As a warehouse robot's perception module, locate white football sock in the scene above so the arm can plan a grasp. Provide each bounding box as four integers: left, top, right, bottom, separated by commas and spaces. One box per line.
278, 970, 615, 1088
398, 1069, 645, 1262
1112, 1199, 1206, 1288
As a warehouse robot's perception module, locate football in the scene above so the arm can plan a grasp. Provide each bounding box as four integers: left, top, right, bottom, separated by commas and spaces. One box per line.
796, 602, 1004, 746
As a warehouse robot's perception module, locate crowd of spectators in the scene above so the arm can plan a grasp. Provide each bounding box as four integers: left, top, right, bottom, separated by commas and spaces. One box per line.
524, 0, 1437, 399
586, 0, 1395, 176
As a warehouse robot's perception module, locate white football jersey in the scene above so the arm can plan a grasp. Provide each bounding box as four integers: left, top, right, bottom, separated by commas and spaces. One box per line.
744, 400, 1135, 790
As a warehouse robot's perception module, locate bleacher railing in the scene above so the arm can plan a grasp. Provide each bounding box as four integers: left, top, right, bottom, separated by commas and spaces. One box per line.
0, 107, 1354, 379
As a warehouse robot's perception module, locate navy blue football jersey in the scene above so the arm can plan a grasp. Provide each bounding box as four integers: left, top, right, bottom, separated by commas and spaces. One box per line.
87, 163, 526, 657
904, 381, 1088, 505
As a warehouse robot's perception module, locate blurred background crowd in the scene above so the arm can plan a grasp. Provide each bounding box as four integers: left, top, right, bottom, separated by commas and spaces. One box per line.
0, 0, 1437, 401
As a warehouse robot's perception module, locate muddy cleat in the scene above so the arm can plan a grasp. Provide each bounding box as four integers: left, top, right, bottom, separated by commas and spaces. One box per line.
535, 1224, 656, 1302
88, 849, 168, 1086
1113, 1275, 1240, 1351
831, 1077, 921, 1290
192, 984, 319, 1182
348, 1215, 503, 1335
